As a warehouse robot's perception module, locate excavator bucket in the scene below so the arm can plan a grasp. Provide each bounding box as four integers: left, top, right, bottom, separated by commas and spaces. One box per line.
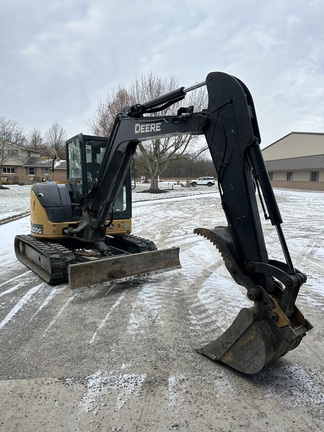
196, 300, 312, 374
68, 247, 181, 290
194, 227, 312, 374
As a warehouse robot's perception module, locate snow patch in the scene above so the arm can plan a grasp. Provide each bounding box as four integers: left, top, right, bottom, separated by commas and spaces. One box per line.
255, 364, 324, 408
79, 370, 147, 413
168, 374, 186, 407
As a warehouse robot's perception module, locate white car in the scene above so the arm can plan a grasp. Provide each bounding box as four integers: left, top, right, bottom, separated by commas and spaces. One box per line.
190, 176, 216, 187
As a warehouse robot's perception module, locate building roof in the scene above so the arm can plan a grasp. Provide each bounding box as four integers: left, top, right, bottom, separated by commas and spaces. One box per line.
266, 154, 324, 171
3, 141, 44, 157
262, 131, 324, 162
24, 157, 53, 167
53, 160, 67, 170
263, 131, 324, 151
19, 157, 67, 169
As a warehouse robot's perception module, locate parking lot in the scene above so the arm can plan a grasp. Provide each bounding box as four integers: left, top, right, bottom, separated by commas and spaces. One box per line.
0, 186, 323, 431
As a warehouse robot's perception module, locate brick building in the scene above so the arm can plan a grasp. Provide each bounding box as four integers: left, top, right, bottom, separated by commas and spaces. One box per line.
1, 143, 66, 184
262, 132, 324, 190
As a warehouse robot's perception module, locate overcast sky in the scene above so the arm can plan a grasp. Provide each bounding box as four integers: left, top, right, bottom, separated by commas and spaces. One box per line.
1, 0, 324, 148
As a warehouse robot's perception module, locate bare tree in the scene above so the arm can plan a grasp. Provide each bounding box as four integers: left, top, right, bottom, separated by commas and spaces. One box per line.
89, 88, 134, 137
0, 116, 26, 188
45, 123, 66, 159
89, 73, 207, 192
27, 128, 44, 152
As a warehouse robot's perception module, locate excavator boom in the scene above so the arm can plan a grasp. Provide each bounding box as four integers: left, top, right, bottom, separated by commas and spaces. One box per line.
193, 73, 312, 372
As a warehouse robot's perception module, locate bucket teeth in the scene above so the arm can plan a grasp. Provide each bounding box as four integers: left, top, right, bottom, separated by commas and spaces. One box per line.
194, 226, 255, 290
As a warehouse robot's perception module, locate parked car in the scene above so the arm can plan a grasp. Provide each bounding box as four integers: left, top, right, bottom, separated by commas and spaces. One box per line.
190, 176, 216, 187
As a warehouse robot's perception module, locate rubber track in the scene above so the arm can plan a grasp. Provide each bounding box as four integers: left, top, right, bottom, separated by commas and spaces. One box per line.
15, 234, 157, 285
108, 234, 157, 253
15, 234, 76, 285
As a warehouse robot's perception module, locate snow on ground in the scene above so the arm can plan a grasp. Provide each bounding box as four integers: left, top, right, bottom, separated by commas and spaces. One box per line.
0, 184, 31, 219
0, 183, 324, 431
0, 182, 210, 218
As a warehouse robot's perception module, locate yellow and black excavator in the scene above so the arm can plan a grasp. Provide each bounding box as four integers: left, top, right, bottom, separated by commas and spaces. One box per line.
15, 133, 180, 289
14, 72, 312, 374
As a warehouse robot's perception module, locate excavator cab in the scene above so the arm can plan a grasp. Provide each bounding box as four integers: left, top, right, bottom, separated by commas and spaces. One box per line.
66, 134, 131, 222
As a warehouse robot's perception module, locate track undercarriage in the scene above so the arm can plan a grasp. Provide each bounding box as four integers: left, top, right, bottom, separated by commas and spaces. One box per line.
14, 234, 181, 289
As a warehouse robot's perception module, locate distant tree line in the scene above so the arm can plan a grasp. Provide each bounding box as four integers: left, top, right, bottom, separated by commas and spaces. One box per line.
161, 155, 217, 179
133, 151, 217, 180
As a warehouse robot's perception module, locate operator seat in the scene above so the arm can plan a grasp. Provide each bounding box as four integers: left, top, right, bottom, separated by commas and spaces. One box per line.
86, 162, 101, 192
86, 162, 101, 181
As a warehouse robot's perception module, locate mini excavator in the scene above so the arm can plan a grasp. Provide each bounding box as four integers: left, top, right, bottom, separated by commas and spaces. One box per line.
15, 134, 180, 288
15, 72, 312, 374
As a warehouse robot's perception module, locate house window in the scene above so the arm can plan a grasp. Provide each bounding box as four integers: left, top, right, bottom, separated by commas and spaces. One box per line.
3, 167, 15, 174
310, 171, 319, 182
286, 172, 293, 181
28, 167, 35, 175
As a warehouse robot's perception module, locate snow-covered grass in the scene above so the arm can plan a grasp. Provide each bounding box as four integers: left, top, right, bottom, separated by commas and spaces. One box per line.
0, 185, 31, 219
0, 181, 215, 220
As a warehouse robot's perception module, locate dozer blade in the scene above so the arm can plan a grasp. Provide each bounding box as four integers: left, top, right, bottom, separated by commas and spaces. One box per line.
68, 247, 180, 290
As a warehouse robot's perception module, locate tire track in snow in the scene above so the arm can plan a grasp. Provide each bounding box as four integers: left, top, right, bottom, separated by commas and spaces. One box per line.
0, 282, 44, 330
0, 280, 26, 298
0, 270, 32, 291
43, 295, 74, 334
179, 243, 251, 346
89, 292, 126, 344
32, 287, 65, 318
126, 278, 172, 335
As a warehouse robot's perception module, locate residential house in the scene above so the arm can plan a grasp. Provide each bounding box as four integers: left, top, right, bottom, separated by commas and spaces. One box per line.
1, 143, 66, 184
